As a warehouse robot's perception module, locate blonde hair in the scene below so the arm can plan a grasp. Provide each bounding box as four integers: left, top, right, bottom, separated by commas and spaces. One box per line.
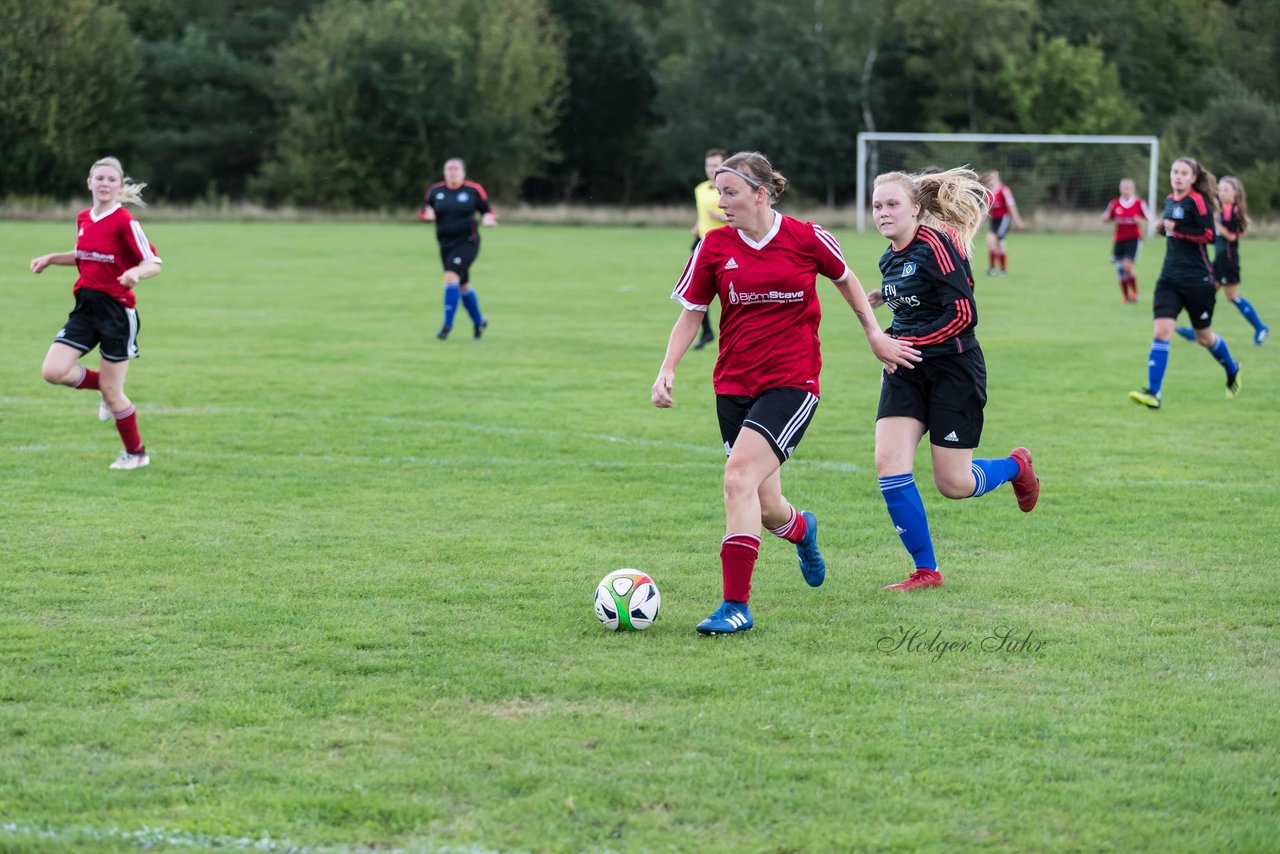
90, 157, 148, 207
1219, 175, 1249, 232
718, 151, 787, 203
874, 167, 990, 256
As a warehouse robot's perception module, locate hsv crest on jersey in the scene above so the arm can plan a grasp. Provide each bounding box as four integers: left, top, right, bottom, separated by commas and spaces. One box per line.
1172, 206, 1185, 219
902, 262, 917, 277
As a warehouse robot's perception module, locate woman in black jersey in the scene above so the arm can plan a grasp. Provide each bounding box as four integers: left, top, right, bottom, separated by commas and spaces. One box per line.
1176, 174, 1268, 346
866, 167, 1040, 591
1129, 157, 1240, 409
419, 157, 497, 340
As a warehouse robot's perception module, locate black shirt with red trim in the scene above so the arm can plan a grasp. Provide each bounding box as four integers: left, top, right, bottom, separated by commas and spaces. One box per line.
422, 180, 491, 246
1160, 191, 1214, 285
877, 224, 977, 358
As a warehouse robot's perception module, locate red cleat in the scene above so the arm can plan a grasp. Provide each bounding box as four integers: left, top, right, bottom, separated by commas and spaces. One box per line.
1010, 447, 1039, 512
884, 568, 944, 591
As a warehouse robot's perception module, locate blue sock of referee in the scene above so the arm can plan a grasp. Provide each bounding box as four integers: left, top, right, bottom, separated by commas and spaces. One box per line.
879, 474, 936, 570
1231, 296, 1266, 334
1146, 338, 1170, 395
443, 283, 461, 329
1207, 334, 1238, 375
460, 288, 484, 327
968, 457, 1021, 497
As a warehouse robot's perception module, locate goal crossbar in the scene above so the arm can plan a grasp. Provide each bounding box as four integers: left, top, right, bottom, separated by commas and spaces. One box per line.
855, 132, 1160, 234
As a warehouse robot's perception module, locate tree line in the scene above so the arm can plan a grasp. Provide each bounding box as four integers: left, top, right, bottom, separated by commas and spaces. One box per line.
2, 0, 1278, 213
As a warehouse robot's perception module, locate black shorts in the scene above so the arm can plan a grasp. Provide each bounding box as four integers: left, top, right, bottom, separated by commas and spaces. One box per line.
1213, 248, 1240, 285
717, 387, 819, 464
1112, 239, 1141, 263
876, 348, 986, 449
989, 216, 1012, 239
439, 238, 480, 284
1153, 278, 1216, 328
53, 288, 140, 362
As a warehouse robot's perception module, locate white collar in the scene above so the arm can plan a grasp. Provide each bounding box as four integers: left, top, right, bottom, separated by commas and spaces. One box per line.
90, 203, 121, 222
737, 209, 781, 250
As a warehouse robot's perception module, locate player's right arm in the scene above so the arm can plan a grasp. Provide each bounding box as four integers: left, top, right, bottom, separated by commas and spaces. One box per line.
30, 251, 76, 273
652, 309, 704, 408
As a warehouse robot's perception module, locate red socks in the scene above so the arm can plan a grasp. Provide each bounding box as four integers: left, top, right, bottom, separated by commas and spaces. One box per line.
112, 405, 144, 454
75, 368, 100, 390
720, 534, 761, 602
766, 506, 806, 544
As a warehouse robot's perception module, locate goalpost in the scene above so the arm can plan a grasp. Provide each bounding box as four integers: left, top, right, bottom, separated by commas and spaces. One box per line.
855, 132, 1160, 235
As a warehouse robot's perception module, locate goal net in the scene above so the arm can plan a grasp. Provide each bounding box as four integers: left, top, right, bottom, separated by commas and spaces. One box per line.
855, 133, 1159, 234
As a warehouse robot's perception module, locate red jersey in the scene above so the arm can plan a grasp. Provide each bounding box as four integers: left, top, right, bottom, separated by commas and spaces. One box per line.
1103, 196, 1151, 242
73, 204, 161, 309
671, 213, 849, 398
987, 184, 1014, 220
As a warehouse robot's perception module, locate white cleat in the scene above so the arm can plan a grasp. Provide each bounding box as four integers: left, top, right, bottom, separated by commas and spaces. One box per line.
109, 451, 150, 470
99, 400, 112, 422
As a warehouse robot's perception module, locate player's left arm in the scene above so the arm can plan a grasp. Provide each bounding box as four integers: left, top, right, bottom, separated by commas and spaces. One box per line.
472, 183, 497, 227
118, 219, 162, 287
1007, 190, 1026, 230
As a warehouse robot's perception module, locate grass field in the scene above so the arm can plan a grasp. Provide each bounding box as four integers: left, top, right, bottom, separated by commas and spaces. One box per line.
1, 220, 1277, 852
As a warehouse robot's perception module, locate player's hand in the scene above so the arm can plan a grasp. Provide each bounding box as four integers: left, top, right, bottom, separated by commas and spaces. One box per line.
652, 371, 675, 408
117, 268, 140, 288
30, 256, 50, 274
419, 208, 435, 222
866, 289, 885, 308
1162, 219, 1175, 234
869, 332, 921, 372
481, 212, 497, 227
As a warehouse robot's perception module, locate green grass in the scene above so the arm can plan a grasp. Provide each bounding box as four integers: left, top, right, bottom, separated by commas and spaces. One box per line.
1, 220, 1278, 852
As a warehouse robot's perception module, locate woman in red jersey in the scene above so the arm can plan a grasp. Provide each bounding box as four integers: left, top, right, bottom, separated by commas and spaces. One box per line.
980, 169, 1024, 276
30, 157, 162, 470
867, 168, 1039, 592
652, 151, 921, 635
1102, 177, 1151, 304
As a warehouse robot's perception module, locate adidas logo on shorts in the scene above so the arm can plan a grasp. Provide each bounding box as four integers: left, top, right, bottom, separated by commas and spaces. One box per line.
943, 431, 960, 442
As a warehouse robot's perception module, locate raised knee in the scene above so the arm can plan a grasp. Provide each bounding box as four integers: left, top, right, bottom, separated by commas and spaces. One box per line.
935, 476, 973, 500
42, 365, 70, 385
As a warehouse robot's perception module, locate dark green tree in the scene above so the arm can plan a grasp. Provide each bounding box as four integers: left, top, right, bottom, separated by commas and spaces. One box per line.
534, 0, 657, 202
0, 0, 140, 197
257, 0, 565, 208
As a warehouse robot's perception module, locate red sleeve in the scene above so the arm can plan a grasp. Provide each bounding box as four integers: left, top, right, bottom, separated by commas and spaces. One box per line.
1103, 199, 1117, 221
811, 223, 850, 282
119, 212, 160, 266
466, 181, 492, 215
671, 236, 718, 309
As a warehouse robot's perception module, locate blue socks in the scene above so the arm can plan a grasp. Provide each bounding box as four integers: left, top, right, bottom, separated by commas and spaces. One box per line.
969, 457, 1021, 497
443, 283, 461, 328
461, 288, 483, 326
1208, 335, 1238, 375
1146, 339, 1170, 395
879, 474, 936, 571
1231, 296, 1265, 334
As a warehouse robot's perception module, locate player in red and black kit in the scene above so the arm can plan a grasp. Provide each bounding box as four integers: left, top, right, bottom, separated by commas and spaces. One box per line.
1130, 157, 1240, 409
981, 170, 1024, 276
30, 157, 162, 471
419, 157, 497, 340
1102, 178, 1151, 303
868, 168, 1039, 591
652, 151, 920, 634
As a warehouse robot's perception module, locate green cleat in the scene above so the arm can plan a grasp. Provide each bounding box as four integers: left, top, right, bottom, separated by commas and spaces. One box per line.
1129, 388, 1161, 409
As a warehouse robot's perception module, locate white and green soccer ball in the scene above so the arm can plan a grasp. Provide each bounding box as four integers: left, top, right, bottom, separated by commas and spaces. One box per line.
593, 569, 661, 631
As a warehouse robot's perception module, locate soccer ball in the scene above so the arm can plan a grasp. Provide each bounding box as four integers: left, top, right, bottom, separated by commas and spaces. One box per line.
593, 569, 661, 631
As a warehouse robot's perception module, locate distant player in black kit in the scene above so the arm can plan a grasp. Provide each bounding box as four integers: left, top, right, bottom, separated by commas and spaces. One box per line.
867, 167, 1039, 591
419, 157, 497, 339
1130, 157, 1240, 409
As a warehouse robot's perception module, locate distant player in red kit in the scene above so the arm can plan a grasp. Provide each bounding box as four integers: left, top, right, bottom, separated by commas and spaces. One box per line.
1103, 178, 1151, 303
30, 157, 162, 470
420, 157, 497, 340
652, 151, 920, 635
981, 170, 1024, 276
